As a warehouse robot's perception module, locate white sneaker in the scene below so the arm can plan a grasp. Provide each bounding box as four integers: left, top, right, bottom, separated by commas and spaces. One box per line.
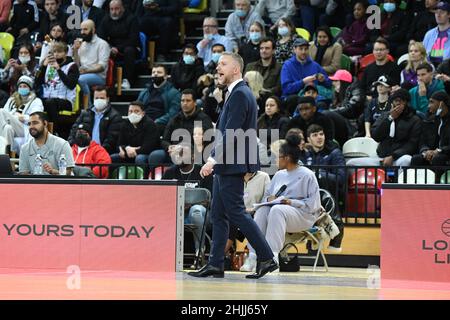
240, 257, 256, 272
327, 245, 342, 253
121, 79, 131, 90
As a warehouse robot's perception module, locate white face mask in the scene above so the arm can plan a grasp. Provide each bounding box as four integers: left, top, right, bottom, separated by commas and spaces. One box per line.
128, 113, 143, 124
436, 106, 443, 117
19, 55, 31, 64
94, 98, 108, 111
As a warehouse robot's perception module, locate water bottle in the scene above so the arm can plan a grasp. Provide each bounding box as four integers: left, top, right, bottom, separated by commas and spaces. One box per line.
58, 154, 67, 175
34, 154, 43, 175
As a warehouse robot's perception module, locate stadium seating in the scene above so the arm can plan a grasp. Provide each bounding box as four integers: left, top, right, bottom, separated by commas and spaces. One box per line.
296, 28, 311, 41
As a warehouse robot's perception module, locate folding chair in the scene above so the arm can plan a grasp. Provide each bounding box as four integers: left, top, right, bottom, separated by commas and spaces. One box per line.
281, 189, 339, 272
342, 137, 379, 160
184, 187, 212, 269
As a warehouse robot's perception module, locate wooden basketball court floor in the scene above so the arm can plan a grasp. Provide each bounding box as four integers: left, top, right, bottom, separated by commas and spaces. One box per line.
0, 267, 449, 300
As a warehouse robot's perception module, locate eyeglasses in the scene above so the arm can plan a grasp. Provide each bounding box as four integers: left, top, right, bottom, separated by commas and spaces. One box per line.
203, 25, 218, 28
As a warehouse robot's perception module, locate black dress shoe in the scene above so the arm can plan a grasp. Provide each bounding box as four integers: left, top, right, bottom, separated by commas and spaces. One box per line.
245, 259, 278, 279
187, 264, 224, 278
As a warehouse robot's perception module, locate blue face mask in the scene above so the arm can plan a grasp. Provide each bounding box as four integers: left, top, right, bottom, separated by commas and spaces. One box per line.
211, 52, 222, 63
278, 27, 290, 37
183, 54, 195, 65
18, 87, 30, 96
383, 3, 396, 12
249, 32, 262, 43
205, 34, 215, 41
235, 9, 247, 18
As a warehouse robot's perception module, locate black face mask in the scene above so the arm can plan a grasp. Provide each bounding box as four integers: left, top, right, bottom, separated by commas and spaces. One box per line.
81, 32, 93, 42
152, 76, 165, 86
56, 58, 64, 65
75, 132, 91, 147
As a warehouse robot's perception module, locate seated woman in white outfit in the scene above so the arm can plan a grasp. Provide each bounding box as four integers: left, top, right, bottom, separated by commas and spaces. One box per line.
241, 134, 322, 272
0, 75, 44, 153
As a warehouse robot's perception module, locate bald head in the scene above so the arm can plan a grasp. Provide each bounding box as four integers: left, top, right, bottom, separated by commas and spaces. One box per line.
80, 19, 96, 39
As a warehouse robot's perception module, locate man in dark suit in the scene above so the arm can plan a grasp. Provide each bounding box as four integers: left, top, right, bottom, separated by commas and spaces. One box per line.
188, 52, 278, 279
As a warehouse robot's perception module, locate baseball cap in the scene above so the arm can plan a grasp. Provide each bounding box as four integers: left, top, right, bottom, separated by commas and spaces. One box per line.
293, 38, 309, 47
329, 70, 353, 83
304, 84, 318, 93
297, 96, 316, 106
436, 1, 450, 12
373, 75, 395, 87
77, 123, 92, 133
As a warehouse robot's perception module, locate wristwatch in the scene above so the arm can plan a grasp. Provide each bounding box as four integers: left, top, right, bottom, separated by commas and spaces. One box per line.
388, 115, 394, 121
436, 148, 442, 153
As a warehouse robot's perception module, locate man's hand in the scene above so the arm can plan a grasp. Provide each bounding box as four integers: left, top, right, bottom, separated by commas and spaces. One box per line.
213, 87, 223, 103
111, 47, 119, 56
389, 105, 403, 120
43, 163, 58, 175
425, 149, 439, 162
19, 28, 29, 36
200, 160, 214, 177
418, 81, 427, 96
73, 39, 82, 51
303, 75, 316, 85
316, 73, 325, 82
382, 156, 394, 166
125, 146, 140, 158
199, 38, 210, 49
119, 147, 126, 159
436, 73, 450, 82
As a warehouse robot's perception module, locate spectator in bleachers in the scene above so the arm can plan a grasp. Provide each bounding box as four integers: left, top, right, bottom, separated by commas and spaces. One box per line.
347, 88, 422, 167
72, 19, 110, 101
411, 91, 450, 167
68, 86, 122, 154
199, 73, 224, 123
137, 64, 181, 131
257, 96, 289, 148
98, 0, 140, 89
136, 0, 181, 62
284, 96, 335, 142
79, 0, 106, 28
400, 41, 431, 90
35, 42, 79, 136
0, 75, 43, 153
19, 111, 74, 175
244, 70, 265, 111
360, 37, 401, 97
436, 58, 450, 93
423, 1, 450, 68
6, 0, 39, 42
1, 43, 38, 93
415, 90, 450, 171
238, 21, 265, 65
38, 22, 72, 66
281, 37, 331, 113
255, 0, 296, 25
309, 25, 342, 76
0, 0, 12, 32
370, 0, 411, 57
409, 62, 445, 116
71, 123, 111, 178
338, 0, 370, 57
36, 0, 69, 49
302, 124, 345, 251
162, 143, 213, 253
170, 43, 205, 93
299, 84, 330, 111
148, 89, 213, 167
204, 43, 225, 74
245, 37, 282, 99
274, 17, 299, 64
225, 0, 265, 51
406, 0, 438, 43
197, 17, 233, 67
329, 69, 365, 119
364, 75, 394, 138
193, 126, 207, 164
244, 133, 321, 270
110, 101, 159, 167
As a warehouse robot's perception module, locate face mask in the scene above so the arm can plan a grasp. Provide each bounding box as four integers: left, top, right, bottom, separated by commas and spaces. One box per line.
235, 9, 247, 18
81, 32, 93, 42
249, 32, 262, 43
56, 58, 64, 65
18, 87, 30, 96
152, 76, 165, 86
383, 3, 396, 12
278, 27, 290, 37
128, 113, 143, 124
94, 98, 108, 111
211, 52, 222, 63
205, 34, 215, 41
75, 132, 91, 147
183, 54, 195, 65
19, 55, 30, 64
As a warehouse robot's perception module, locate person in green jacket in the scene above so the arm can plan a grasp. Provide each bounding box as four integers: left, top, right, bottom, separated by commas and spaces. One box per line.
409, 62, 445, 116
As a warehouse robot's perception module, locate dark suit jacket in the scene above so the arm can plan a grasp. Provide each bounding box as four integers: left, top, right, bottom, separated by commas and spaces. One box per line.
212, 80, 260, 175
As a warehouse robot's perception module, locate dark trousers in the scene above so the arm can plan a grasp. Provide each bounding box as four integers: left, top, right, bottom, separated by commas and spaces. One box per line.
411, 153, 450, 182
43, 98, 73, 138
209, 174, 273, 267
116, 46, 138, 83
139, 16, 174, 55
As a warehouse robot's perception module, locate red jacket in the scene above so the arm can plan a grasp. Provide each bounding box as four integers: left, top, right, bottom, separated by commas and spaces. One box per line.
72, 141, 111, 179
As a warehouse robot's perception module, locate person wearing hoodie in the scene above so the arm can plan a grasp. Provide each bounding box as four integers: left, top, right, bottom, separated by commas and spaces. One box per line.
35, 41, 79, 136
71, 123, 111, 179
281, 37, 331, 102
68, 85, 122, 154
0, 75, 44, 153
409, 62, 445, 116
170, 43, 205, 93
148, 89, 213, 167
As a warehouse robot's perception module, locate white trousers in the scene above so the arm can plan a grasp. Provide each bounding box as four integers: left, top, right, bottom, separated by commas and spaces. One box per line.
346, 155, 412, 167
0, 109, 25, 146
